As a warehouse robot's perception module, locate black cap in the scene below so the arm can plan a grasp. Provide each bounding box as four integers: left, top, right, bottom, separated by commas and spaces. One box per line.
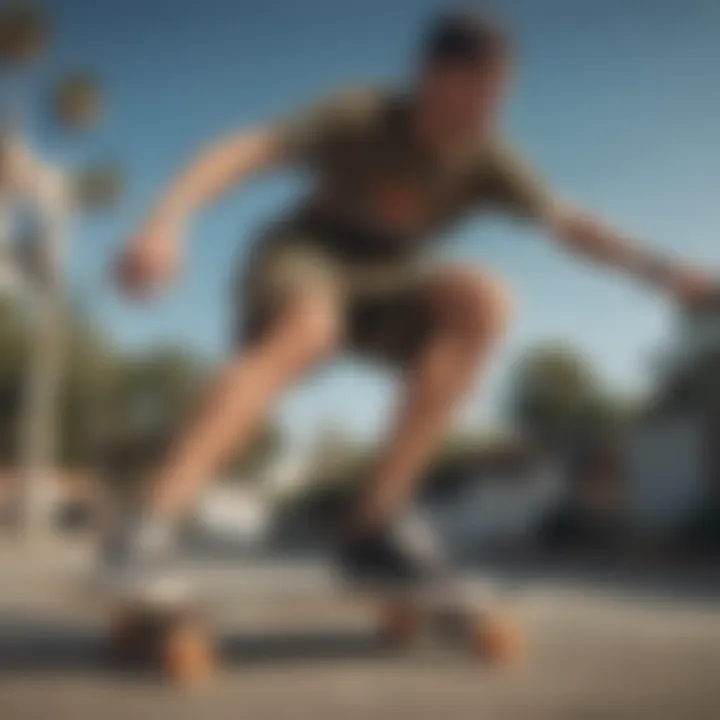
422, 9, 511, 67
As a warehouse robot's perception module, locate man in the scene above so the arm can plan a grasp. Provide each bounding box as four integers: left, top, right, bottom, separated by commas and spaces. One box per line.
110, 10, 714, 584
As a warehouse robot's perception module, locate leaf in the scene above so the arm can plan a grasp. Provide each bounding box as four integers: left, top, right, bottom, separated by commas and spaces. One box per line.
73, 162, 124, 211
0, 5, 47, 65
52, 73, 103, 130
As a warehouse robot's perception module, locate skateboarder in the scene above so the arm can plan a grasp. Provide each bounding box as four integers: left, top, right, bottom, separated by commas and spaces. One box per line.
108, 10, 715, 585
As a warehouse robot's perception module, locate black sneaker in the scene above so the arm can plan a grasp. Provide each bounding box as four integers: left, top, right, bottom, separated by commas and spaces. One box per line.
337, 511, 452, 591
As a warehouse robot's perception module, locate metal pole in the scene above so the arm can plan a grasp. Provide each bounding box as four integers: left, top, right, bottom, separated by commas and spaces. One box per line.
7, 136, 72, 546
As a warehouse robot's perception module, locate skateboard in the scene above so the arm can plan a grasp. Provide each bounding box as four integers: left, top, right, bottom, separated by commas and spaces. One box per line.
92, 563, 523, 686
376, 592, 522, 663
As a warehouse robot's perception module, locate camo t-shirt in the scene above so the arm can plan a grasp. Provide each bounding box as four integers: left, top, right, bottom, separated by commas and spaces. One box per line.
274, 87, 551, 257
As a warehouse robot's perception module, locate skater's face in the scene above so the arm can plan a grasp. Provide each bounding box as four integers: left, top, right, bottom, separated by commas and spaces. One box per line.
418, 58, 510, 141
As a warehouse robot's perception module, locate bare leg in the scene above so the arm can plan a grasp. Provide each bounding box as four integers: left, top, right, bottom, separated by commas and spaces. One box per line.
356, 269, 512, 530
148, 296, 338, 520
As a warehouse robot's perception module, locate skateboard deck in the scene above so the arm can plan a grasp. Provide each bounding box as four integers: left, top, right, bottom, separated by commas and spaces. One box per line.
86, 560, 523, 685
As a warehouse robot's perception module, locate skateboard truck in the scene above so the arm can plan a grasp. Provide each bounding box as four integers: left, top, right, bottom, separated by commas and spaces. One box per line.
95, 565, 523, 686
376, 582, 523, 664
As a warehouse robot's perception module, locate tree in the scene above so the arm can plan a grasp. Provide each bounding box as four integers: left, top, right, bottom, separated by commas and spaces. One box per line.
102, 348, 203, 443
93, 350, 285, 486
0, 3, 125, 541
72, 162, 125, 212
507, 342, 604, 449
52, 72, 103, 130
0, 300, 27, 463
0, 5, 47, 65
81, 346, 203, 490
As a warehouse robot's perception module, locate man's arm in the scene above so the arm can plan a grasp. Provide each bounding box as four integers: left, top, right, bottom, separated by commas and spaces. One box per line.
149, 127, 283, 230
118, 127, 284, 296
541, 200, 715, 305
481, 143, 715, 306
118, 87, 374, 297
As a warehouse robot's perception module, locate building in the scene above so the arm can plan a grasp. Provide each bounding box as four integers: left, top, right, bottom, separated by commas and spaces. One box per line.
626, 299, 720, 539
428, 458, 566, 555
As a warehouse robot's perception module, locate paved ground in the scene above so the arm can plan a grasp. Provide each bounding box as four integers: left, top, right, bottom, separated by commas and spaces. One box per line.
0, 555, 719, 720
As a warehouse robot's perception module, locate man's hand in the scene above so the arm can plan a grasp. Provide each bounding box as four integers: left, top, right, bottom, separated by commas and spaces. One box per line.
666, 268, 719, 310
116, 218, 182, 298
114, 127, 283, 299
545, 202, 718, 307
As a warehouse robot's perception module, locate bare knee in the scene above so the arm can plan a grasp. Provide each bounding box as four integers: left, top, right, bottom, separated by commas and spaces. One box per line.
429, 268, 513, 346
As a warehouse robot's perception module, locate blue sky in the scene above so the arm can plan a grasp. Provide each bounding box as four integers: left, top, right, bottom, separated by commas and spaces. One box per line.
27, 0, 720, 444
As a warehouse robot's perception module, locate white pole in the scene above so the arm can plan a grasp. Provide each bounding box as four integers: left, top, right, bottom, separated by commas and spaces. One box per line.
0, 191, 16, 296
0, 135, 27, 299
26, 158, 71, 546
2, 131, 73, 545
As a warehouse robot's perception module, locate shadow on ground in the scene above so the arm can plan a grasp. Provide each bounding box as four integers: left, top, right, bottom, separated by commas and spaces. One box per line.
475, 553, 720, 607
0, 611, 396, 681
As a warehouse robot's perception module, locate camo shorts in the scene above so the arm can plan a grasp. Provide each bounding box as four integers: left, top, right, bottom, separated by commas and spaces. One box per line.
232, 220, 437, 367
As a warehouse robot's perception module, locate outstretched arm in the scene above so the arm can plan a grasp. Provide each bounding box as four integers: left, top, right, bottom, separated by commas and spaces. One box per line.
117, 88, 378, 298
542, 201, 715, 305
147, 128, 283, 230
481, 143, 716, 306
118, 126, 284, 296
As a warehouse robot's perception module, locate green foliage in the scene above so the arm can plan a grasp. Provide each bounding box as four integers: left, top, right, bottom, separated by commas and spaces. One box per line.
0, 3, 136, 498
506, 342, 639, 449
72, 163, 125, 211
0, 301, 27, 463
52, 72, 103, 130
0, 295, 285, 482
89, 346, 205, 471
0, 4, 47, 66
